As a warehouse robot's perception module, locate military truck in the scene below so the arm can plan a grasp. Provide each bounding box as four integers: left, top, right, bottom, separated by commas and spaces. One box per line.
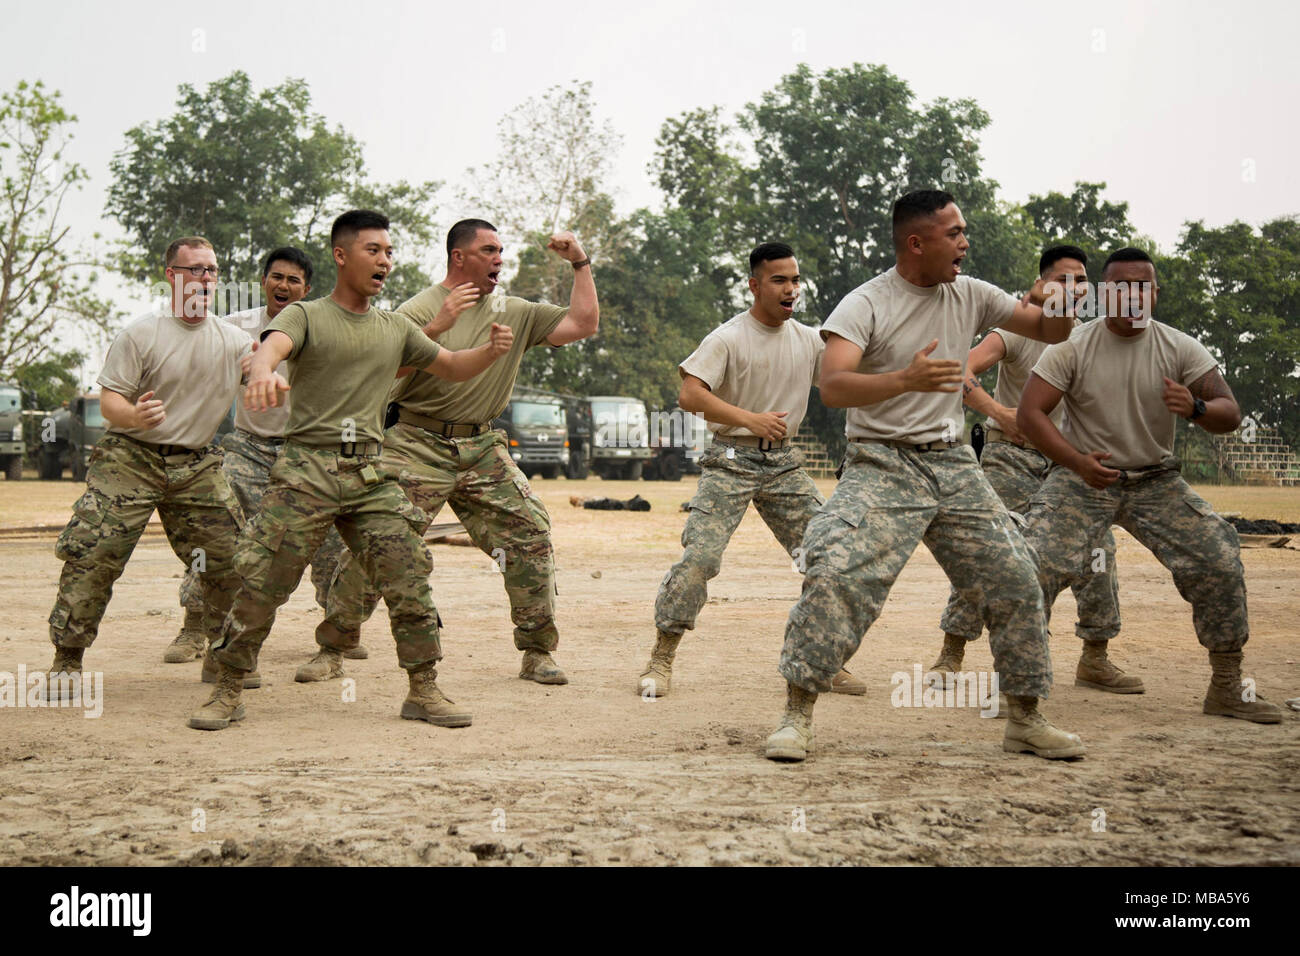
584, 395, 652, 480
492, 387, 570, 480
0, 381, 23, 480
40, 393, 106, 481
642, 406, 712, 481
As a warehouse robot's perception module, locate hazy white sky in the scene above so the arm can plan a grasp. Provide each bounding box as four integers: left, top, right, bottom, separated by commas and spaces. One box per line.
3, 0, 1298, 374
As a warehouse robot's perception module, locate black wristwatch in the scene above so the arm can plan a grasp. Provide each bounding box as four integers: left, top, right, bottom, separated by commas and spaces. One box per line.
1188, 398, 1207, 420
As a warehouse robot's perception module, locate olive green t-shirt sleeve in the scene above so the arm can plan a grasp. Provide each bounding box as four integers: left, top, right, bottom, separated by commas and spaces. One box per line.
264, 302, 310, 358
97, 329, 145, 400
523, 300, 569, 349
400, 318, 442, 369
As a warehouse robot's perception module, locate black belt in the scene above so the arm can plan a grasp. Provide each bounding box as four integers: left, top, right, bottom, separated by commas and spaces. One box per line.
123, 435, 205, 458
863, 439, 962, 453
717, 435, 790, 452
396, 407, 489, 438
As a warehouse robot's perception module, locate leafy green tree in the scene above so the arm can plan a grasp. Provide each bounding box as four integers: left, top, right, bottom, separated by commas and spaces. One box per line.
11, 349, 83, 409
1023, 181, 1142, 279
0, 80, 118, 388
106, 71, 440, 304
1156, 217, 1300, 446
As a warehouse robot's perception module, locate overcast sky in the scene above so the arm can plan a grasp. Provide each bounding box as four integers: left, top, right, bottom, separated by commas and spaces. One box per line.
3, 0, 1298, 373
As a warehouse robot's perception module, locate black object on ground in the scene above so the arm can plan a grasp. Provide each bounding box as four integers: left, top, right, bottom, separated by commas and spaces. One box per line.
584, 494, 651, 512
1226, 516, 1300, 534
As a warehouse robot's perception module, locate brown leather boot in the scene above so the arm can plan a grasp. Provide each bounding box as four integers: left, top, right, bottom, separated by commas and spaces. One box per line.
637, 630, 681, 697
163, 607, 207, 663
401, 663, 473, 727
1203, 651, 1283, 723
295, 648, 345, 683
1003, 695, 1086, 759
520, 649, 568, 685
1075, 639, 1144, 693
46, 646, 84, 702
188, 663, 247, 730
201, 646, 261, 688
765, 684, 817, 762
830, 668, 866, 695
929, 633, 966, 689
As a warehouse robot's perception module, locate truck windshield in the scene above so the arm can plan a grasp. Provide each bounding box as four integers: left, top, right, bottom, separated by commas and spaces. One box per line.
83, 399, 105, 428
512, 401, 564, 428
592, 400, 648, 447
0, 388, 19, 411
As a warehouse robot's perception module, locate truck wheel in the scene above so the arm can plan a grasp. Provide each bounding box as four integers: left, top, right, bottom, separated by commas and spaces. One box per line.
566, 458, 589, 480
539, 465, 561, 480
660, 454, 682, 481
642, 459, 660, 480
39, 449, 62, 480
623, 461, 644, 481
4, 456, 21, 481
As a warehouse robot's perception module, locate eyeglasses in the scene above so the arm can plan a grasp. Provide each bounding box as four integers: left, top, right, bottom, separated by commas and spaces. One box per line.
172, 265, 219, 278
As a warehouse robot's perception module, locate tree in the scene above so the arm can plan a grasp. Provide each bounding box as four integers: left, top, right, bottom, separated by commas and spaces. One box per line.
0, 80, 117, 388
1156, 217, 1300, 446
11, 348, 83, 409
106, 72, 440, 304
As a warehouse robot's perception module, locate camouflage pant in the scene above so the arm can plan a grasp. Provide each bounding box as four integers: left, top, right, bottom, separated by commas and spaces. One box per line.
178, 429, 345, 613
655, 441, 824, 636
211, 441, 440, 671
48, 434, 242, 649
940, 440, 1120, 642
319, 423, 557, 653
1022, 466, 1248, 652
779, 441, 1052, 698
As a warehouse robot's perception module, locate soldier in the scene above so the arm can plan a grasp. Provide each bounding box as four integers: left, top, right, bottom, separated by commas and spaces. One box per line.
45, 237, 250, 695
1018, 246, 1282, 723
165, 247, 366, 676
298, 217, 599, 688
765, 189, 1085, 763
640, 242, 864, 697
188, 209, 515, 731
931, 245, 1134, 695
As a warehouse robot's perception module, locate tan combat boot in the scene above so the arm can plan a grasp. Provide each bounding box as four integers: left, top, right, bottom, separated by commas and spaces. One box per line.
295, 648, 345, 683
765, 684, 817, 762
1203, 650, 1283, 724
400, 663, 473, 727
1075, 639, 1145, 693
520, 649, 568, 685
163, 608, 207, 663
830, 668, 866, 695
188, 663, 247, 730
343, 644, 370, 660
1003, 695, 1086, 759
201, 646, 261, 688
637, 630, 681, 697
929, 633, 966, 690
45, 646, 84, 702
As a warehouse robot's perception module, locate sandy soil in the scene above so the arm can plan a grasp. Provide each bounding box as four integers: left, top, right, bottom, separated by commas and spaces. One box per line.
1, 476, 1296, 866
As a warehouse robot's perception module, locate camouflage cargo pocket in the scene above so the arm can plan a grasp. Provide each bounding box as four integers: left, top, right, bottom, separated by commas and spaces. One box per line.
54, 491, 107, 562
1182, 492, 1217, 519
509, 470, 551, 534
233, 515, 286, 591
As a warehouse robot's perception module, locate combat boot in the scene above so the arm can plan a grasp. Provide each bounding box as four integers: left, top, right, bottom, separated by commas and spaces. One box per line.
764, 684, 817, 762
929, 633, 966, 689
163, 608, 207, 663
1075, 639, 1144, 693
400, 663, 472, 727
343, 644, 370, 660
45, 646, 84, 702
187, 663, 247, 731
295, 648, 345, 683
201, 647, 261, 689
1203, 651, 1283, 724
830, 668, 866, 695
637, 630, 681, 697
520, 649, 568, 685
1003, 695, 1086, 759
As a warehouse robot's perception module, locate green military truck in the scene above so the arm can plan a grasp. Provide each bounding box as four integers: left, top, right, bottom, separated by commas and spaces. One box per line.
40, 392, 106, 481
642, 406, 712, 481
492, 387, 570, 480
585, 395, 652, 480
0, 381, 23, 480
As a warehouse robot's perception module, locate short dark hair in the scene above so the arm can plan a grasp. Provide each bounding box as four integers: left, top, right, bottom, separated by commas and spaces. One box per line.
447, 218, 497, 259
262, 246, 313, 285
331, 210, 389, 249
1102, 246, 1156, 277
1039, 244, 1088, 276
892, 190, 956, 248
749, 241, 796, 276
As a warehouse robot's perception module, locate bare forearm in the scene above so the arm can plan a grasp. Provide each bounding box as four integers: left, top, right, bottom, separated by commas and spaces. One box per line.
1018, 407, 1084, 470
820, 369, 906, 408
100, 390, 136, 429
679, 385, 752, 431
431, 343, 496, 382
1193, 398, 1242, 434
961, 378, 1002, 419
566, 266, 599, 337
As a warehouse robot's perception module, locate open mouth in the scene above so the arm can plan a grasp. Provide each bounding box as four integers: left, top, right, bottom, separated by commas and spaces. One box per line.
272, 292, 289, 305
779, 298, 795, 313
952, 255, 966, 274
370, 271, 387, 287
487, 271, 500, 287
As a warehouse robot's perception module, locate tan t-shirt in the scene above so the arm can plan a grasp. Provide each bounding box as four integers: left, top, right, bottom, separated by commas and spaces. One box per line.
224, 307, 292, 438
1031, 318, 1218, 469
679, 311, 825, 438
823, 268, 1019, 444
985, 325, 1071, 431
266, 298, 442, 446
98, 310, 252, 449
388, 286, 568, 423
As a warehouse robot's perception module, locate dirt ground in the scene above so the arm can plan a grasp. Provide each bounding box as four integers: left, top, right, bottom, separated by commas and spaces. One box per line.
1, 475, 1296, 867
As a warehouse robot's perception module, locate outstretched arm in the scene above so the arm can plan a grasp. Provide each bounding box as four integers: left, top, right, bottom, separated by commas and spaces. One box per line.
998, 279, 1073, 344
244, 331, 293, 411
423, 323, 514, 382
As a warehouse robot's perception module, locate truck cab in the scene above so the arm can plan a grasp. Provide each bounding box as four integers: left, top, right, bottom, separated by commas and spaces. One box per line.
493, 390, 570, 480
0, 382, 22, 480
587, 395, 652, 480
